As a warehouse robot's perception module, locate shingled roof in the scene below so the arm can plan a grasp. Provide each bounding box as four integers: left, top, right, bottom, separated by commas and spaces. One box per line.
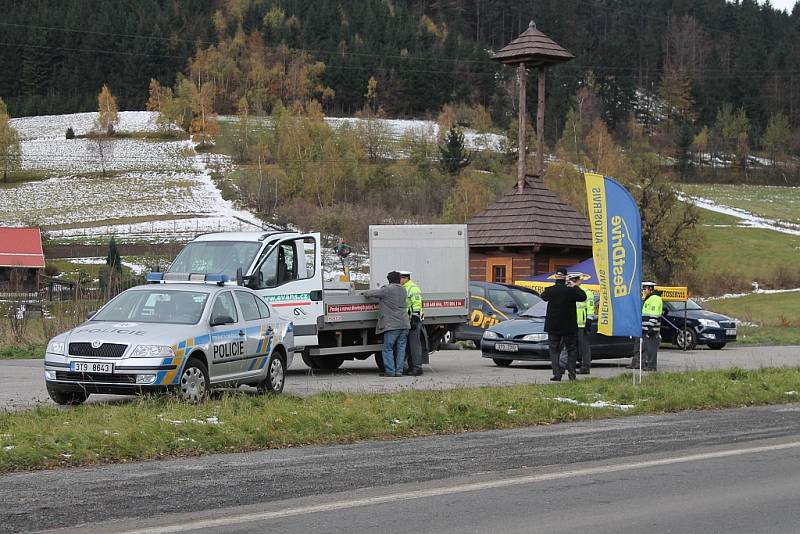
492, 22, 575, 67
0, 227, 45, 268
468, 176, 591, 248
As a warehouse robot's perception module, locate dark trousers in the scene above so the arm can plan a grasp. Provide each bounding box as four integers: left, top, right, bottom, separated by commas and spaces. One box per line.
549, 333, 578, 378
577, 329, 592, 370
406, 322, 423, 372
631, 333, 660, 370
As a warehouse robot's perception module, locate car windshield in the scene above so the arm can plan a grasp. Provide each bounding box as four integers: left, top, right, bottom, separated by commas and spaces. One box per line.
92, 290, 209, 325
521, 300, 548, 318
510, 288, 542, 310
666, 298, 702, 311
168, 241, 262, 278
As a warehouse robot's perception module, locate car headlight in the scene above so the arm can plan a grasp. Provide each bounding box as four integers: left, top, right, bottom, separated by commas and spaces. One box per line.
698, 319, 720, 329
46, 341, 65, 355
522, 333, 548, 342
130, 345, 175, 358
483, 330, 499, 340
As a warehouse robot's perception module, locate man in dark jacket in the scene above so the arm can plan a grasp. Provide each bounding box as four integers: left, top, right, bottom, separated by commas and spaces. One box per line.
540, 267, 587, 381
364, 271, 411, 377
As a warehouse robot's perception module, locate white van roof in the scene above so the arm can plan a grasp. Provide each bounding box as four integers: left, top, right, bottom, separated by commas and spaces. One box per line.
191, 231, 300, 243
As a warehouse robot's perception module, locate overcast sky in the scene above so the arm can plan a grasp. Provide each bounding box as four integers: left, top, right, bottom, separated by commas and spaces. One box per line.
763, 0, 797, 12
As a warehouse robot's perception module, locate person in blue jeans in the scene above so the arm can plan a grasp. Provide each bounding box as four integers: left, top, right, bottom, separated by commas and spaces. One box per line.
365, 271, 411, 377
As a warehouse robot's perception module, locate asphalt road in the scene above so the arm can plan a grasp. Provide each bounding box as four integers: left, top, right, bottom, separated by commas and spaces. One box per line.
4, 404, 800, 533
2, 344, 799, 411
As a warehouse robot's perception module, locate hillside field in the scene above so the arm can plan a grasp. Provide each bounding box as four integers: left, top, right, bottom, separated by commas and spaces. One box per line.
704, 291, 800, 345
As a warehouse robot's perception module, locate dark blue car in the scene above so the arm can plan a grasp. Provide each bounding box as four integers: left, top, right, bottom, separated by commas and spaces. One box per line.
480, 301, 636, 366
660, 299, 737, 350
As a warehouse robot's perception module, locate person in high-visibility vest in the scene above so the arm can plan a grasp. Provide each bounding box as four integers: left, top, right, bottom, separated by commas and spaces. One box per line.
569, 272, 595, 375
627, 281, 663, 371
399, 270, 424, 376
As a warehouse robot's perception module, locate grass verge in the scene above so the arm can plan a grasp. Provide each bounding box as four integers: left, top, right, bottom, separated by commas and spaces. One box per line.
735, 325, 800, 345
0, 344, 44, 359
2, 367, 799, 472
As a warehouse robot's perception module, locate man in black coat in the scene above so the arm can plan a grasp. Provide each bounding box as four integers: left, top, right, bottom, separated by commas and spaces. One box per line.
540, 267, 587, 381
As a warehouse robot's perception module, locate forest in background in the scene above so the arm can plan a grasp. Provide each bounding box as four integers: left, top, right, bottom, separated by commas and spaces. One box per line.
3, 0, 800, 137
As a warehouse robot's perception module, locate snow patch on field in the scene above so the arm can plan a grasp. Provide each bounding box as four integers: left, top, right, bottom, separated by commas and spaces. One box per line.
678, 192, 800, 236
220, 115, 505, 152
701, 288, 800, 301
551, 397, 635, 410
2, 111, 268, 243
10, 111, 164, 140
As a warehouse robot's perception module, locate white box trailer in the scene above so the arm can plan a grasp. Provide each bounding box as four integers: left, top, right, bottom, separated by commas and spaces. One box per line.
166, 225, 469, 370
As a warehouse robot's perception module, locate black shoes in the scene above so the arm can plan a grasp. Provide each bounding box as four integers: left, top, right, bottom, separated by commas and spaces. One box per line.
410, 370, 423, 376
550, 376, 562, 381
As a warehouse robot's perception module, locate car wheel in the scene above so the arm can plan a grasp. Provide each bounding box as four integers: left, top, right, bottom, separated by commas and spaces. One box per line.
258, 352, 285, 394
674, 329, 697, 350
493, 358, 513, 367
178, 357, 209, 403
707, 342, 727, 350
47, 388, 88, 405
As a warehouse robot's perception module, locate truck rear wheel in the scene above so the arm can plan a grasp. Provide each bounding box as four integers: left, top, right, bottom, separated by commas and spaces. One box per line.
301, 351, 344, 370
374, 352, 385, 372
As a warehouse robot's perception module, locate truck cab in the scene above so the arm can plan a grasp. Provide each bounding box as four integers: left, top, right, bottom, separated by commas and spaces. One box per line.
168, 231, 323, 350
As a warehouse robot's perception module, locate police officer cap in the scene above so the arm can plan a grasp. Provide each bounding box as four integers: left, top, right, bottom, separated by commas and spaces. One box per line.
555, 267, 568, 278
567, 272, 582, 280
642, 281, 656, 287
398, 270, 412, 277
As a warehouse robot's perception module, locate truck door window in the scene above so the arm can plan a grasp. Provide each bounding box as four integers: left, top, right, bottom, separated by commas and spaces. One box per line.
257, 237, 315, 288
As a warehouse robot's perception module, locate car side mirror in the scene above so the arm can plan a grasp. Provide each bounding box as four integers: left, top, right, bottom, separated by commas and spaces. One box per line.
210, 315, 234, 327
86, 310, 97, 320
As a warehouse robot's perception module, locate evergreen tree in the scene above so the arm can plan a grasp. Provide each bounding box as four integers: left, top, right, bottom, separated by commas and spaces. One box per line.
106, 237, 122, 273
675, 121, 694, 176
0, 99, 21, 182
438, 126, 472, 175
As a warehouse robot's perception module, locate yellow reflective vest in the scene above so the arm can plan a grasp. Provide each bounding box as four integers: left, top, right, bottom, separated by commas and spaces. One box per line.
403, 280, 423, 316
642, 294, 664, 332
576, 288, 595, 328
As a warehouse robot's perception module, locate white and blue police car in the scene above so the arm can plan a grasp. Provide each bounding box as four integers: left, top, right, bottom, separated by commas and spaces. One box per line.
43, 273, 294, 405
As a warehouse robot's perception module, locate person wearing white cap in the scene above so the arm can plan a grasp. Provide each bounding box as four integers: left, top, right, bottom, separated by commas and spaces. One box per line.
628, 281, 663, 371
398, 270, 424, 376
541, 267, 587, 381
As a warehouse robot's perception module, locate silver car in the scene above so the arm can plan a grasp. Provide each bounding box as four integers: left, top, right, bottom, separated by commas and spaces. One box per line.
44, 276, 294, 405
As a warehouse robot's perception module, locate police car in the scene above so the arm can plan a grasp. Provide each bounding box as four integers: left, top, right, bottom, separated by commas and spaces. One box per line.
43, 273, 294, 405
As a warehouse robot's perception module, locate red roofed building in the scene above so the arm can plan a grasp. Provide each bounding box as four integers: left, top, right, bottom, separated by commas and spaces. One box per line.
0, 227, 45, 290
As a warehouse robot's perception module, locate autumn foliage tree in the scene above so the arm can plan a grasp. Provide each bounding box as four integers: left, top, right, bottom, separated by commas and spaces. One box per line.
96, 84, 119, 136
